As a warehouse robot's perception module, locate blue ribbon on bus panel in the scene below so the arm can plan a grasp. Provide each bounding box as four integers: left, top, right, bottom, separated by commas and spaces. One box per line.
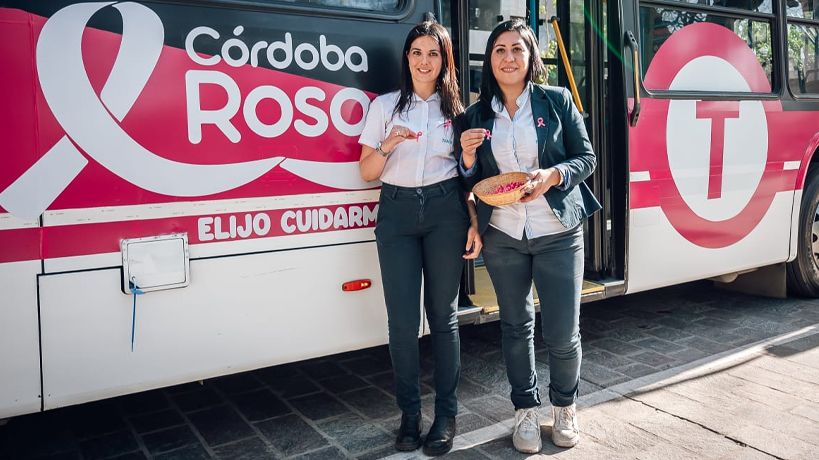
129, 277, 144, 352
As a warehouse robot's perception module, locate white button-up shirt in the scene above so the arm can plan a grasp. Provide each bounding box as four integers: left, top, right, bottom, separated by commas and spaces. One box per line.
358, 91, 457, 187
488, 86, 566, 239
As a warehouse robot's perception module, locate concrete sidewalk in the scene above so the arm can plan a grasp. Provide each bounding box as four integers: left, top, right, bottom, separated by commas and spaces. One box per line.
388, 325, 819, 459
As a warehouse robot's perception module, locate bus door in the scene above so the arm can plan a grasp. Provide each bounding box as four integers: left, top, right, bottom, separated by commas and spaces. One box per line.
459, 0, 614, 319
619, 0, 795, 293
534, 0, 617, 287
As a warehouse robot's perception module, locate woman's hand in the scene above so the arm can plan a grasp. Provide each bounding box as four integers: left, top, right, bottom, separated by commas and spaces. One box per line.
459, 128, 487, 169
464, 224, 483, 259
519, 168, 562, 203
383, 124, 417, 153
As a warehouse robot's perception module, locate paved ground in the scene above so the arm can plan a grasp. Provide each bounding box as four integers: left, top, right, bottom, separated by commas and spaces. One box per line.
1, 281, 818, 459
387, 311, 819, 459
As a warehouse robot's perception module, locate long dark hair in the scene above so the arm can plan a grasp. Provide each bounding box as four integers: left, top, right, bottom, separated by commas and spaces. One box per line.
479, 19, 545, 117
393, 21, 463, 121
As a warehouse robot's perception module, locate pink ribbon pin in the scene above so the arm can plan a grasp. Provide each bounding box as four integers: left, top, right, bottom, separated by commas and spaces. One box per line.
484, 129, 492, 140
537, 117, 545, 128
416, 131, 423, 141
443, 119, 452, 129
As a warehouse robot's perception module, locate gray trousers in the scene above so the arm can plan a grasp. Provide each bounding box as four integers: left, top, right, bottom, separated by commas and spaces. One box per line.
375, 178, 468, 417
481, 225, 584, 409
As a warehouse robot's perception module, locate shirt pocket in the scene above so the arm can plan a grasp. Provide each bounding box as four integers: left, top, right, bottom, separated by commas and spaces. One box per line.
428, 118, 454, 156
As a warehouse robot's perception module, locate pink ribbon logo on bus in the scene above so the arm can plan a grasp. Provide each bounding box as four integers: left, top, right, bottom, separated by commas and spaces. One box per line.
0, 2, 376, 220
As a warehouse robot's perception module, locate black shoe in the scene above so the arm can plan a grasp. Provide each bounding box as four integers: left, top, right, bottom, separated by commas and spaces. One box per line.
394, 412, 422, 451
423, 416, 456, 456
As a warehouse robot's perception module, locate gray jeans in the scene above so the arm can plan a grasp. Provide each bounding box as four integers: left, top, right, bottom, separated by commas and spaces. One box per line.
482, 225, 584, 408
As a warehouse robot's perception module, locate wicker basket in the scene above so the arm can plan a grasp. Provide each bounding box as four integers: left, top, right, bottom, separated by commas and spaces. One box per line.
472, 172, 530, 206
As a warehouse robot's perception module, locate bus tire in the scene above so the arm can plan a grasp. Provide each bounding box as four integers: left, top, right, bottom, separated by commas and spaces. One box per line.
787, 167, 819, 297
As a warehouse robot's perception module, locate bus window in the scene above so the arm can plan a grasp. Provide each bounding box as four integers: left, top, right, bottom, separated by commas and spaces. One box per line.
535, 0, 586, 90
535, 0, 597, 107
787, 14, 819, 94
787, 0, 817, 19
569, 0, 587, 105
787, 24, 819, 94
652, 0, 771, 14
466, 0, 527, 103
438, 0, 453, 29
639, 4, 775, 91
537, 0, 560, 85
259, 0, 400, 12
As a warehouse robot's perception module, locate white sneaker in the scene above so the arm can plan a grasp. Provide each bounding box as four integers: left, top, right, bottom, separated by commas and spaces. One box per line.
552, 404, 580, 448
512, 407, 542, 453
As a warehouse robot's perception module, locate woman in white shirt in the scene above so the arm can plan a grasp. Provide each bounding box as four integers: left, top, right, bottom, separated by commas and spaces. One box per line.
358, 21, 481, 457
457, 20, 601, 453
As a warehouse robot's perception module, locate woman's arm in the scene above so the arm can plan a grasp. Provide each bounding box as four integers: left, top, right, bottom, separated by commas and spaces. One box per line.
359, 125, 417, 182
358, 145, 387, 182
463, 193, 482, 259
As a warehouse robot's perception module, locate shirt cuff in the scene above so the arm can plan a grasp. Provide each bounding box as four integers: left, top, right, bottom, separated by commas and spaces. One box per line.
459, 159, 477, 177
554, 164, 571, 191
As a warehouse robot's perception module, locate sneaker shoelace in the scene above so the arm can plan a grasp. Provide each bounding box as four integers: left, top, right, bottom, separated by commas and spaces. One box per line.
516, 408, 539, 434
555, 406, 577, 431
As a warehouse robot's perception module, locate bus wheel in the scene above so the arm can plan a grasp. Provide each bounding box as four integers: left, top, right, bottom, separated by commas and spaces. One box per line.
787, 168, 819, 297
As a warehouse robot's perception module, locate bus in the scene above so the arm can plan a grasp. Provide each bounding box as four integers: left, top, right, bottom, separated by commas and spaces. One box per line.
1, 0, 818, 419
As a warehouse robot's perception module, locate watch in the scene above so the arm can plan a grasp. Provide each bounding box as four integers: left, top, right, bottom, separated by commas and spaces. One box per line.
375, 142, 391, 158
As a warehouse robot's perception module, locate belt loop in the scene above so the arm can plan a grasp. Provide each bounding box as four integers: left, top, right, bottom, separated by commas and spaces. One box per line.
390, 185, 398, 199
438, 182, 446, 195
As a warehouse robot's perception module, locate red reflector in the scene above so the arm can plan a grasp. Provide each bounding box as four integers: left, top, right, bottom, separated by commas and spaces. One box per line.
342, 279, 372, 292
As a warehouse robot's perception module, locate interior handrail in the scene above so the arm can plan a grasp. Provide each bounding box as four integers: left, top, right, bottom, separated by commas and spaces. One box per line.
549, 16, 585, 114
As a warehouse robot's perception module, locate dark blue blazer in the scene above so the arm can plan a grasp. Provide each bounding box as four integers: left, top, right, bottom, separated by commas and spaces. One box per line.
455, 84, 602, 235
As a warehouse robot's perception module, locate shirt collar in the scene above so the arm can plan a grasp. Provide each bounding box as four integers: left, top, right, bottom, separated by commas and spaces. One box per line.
412, 91, 439, 102
491, 82, 532, 115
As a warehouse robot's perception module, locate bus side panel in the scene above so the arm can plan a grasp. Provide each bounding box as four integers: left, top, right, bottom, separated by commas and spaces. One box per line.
0, 11, 42, 418
39, 243, 386, 409
1, 0, 427, 415
627, 94, 797, 293
627, 194, 793, 293
624, 22, 803, 293
0, 261, 42, 418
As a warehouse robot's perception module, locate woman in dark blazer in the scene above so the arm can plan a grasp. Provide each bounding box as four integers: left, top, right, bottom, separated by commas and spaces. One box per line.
455, 19, 601, 453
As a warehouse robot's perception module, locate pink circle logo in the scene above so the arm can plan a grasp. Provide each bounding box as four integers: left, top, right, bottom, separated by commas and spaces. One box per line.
638, 22, 781, 249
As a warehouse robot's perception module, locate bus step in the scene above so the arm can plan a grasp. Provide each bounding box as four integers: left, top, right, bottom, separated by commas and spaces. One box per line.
582, 279, 606, 298
456, 305, 483, 325
466, 267, 615, 324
